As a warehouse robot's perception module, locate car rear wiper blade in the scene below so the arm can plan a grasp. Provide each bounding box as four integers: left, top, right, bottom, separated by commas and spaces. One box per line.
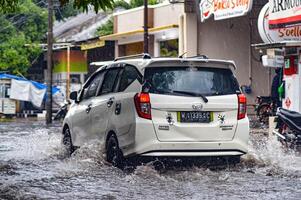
172, 90, 208, 103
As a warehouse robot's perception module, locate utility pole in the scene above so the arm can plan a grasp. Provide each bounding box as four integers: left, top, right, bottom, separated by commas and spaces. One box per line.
46, 0, 53, 124
195, 0, 200, 55
143, 0, 149, 53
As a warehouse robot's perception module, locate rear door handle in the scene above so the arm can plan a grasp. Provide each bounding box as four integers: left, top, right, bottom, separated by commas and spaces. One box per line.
107, 97, 115, 107
86, 104, 92, 113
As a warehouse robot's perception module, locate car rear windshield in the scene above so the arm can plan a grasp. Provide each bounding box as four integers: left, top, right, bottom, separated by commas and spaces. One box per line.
143, 67, 240, 96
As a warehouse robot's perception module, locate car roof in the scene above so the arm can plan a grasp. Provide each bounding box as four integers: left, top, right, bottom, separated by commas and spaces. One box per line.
93, 57, 237, 74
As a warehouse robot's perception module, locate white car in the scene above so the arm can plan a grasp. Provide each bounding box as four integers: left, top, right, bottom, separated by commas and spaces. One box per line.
62, 55, 249, 168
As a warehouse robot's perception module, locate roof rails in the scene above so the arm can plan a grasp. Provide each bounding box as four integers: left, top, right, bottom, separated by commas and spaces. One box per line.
114, 53, 152, 61
185, 55, 209, 59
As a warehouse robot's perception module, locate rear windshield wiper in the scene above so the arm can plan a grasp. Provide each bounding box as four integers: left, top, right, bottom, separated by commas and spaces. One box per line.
172, 90, 208, 103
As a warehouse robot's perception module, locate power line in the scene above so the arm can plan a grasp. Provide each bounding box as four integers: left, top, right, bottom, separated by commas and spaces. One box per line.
0, 0, 48, 33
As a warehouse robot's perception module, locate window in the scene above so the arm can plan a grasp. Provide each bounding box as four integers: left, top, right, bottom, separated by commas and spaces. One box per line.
144, 67, 240, 96
99, 68, 120, 95
81, 72, 104, 100
118, 65, 141, 92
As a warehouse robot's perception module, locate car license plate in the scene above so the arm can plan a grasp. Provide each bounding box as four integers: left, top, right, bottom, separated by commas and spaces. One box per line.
177, 111, 212, 123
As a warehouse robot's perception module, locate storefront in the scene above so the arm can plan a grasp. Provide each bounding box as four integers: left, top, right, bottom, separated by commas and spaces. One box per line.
254, 0, 301, 112
98, 3, 182, 57
197, 0, 272, 104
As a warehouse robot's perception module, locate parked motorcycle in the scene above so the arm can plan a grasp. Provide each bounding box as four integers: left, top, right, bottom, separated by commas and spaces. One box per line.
273, 108, 301, 151
53, 100, 70, 121
255, 96, 277, 125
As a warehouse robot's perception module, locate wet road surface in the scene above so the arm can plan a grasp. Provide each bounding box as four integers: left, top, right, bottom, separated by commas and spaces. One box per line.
0, 119, 300, 200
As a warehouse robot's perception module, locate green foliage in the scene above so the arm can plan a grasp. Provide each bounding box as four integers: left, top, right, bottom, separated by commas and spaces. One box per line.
55, 0, 80, 21
96, 17, 113, 36
0, 0, 47, 75
113, 0, 160, 10
160, 39, 178, 57
60, 0, 114, 13
113, 0, 131, 9
0, 0, 19, 13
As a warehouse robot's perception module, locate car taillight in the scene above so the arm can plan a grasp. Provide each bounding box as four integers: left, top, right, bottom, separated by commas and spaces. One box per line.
238, 94, 247, 120
134, 93, 152, 120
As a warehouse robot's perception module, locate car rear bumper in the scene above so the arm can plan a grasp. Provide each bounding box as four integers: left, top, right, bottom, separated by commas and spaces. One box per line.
128, 139, 248, 157
121, 117, 249, 158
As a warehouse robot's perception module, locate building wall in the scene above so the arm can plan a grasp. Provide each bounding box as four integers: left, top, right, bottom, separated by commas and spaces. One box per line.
117, 7, 154, 33
53, 50, 87, 73
197, 7, 273, 103
153, 3, 183, 27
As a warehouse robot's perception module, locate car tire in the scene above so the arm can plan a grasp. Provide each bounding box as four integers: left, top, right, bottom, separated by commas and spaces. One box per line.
62, 127, 75, 156
106, 134, 124, 169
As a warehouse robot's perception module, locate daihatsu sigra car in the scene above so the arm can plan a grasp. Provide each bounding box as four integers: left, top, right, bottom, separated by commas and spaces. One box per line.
62, 56, 249, 168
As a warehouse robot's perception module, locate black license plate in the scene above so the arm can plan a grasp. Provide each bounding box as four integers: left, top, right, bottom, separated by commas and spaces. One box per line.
177, 111, 212, 123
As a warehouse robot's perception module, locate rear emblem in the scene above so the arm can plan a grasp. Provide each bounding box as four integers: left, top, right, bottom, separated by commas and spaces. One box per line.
166, 113, 174, 125
218, 114, 225, 124
192, 104, 203, 111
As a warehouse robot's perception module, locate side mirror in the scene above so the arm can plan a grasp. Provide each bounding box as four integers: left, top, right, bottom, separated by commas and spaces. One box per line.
70, 91, 78, 101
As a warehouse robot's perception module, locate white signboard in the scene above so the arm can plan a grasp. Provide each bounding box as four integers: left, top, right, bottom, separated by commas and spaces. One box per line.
269, 0, 301, 29
258, 3, 301, 43
200, 0, 253, 22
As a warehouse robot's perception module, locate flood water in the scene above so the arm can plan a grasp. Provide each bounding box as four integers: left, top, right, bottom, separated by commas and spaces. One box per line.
0, 119, 300, 200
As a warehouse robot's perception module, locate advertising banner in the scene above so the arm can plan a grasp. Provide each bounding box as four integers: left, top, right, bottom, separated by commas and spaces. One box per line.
200, 0, 253, 22
258, 3, 301, 43
269, 0, 301, 29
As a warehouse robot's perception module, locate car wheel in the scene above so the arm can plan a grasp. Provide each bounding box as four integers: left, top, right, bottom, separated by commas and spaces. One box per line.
106, 134, 124, 169
62, 127, 74, 156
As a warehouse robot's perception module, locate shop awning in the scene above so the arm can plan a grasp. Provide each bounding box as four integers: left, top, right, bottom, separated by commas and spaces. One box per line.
79, 24, 178, 50
252, 41, 301, 49
98, 24, 179, 41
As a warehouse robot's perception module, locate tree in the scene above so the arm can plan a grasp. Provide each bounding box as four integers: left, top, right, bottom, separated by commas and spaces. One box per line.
96, 17, 113, 36
60, 0, 114, 13
0, 0, 19, 13
0, 0, 47, 74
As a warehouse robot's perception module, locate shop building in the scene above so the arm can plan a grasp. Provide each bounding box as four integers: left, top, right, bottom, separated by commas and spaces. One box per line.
254, 0, 301, 112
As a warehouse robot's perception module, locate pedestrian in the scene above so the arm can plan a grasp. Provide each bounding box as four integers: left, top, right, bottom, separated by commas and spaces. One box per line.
271, 68, 282, 108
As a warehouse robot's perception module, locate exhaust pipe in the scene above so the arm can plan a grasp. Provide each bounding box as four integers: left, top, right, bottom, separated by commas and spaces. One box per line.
272, 130, 286, 140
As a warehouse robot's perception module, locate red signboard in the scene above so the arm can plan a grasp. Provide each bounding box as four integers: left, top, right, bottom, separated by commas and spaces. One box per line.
269, 0, 301, 29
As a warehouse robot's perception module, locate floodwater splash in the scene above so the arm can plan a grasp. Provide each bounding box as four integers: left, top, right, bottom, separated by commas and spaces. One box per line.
0, 121, 301, 200
242, 133, 301, 178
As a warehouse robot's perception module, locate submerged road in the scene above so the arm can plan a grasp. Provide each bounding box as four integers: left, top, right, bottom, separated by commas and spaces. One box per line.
0, 119, 300, 200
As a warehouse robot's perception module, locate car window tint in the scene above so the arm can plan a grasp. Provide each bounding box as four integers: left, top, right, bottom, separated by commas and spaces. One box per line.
99, 68, 120, 95
82, 72, 104, 100
144, 67, 240, 96
118, 65, 141, 92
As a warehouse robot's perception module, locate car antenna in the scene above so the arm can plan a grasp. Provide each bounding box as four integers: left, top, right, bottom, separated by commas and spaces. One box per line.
178, 52, 187, 58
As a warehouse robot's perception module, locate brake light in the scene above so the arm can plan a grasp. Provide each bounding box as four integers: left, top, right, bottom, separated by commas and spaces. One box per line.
238, 94, 247, 120
134, 93, 152, 120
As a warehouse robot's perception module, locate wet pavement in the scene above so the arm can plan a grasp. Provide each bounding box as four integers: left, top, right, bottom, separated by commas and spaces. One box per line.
0, 119, 301, 200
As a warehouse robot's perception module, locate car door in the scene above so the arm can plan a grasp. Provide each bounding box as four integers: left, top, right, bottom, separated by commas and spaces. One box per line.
90, 67, 121, 140
70, 73, 103, 145
111, 64, 143, 142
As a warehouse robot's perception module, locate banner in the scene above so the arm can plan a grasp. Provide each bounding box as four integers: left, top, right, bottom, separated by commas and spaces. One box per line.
258, 3, 301, 43
10, 79, 46, 107
200, 0, 253, 22
269, 0, 301, 29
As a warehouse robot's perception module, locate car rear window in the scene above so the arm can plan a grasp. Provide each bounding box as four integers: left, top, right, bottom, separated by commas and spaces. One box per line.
144, 67, 240, 96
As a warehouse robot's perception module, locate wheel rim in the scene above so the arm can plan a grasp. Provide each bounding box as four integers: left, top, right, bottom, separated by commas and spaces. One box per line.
107, 137, 123, 167
107, 139, 118, 163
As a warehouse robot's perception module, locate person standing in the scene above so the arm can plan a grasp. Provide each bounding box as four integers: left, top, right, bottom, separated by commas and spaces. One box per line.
271, 68, 282, 108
